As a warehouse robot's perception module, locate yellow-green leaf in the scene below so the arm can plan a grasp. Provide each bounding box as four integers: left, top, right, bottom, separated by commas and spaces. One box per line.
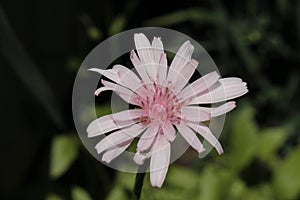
50, 134, 80, 179
258, 127, 287, 165
197, 165, 235, 200
230, 105, 258, 171
273, 145, 300, 199
45, 193, 64, 200
72, 185, 93, 200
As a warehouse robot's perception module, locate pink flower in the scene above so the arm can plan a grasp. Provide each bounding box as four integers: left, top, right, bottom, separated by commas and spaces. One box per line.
87, 33, 248, 188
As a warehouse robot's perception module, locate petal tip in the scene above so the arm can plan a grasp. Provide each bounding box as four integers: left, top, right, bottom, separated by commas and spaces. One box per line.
102, 156, 112, 164
88, 68, 98, 72
199, 147, 206, 153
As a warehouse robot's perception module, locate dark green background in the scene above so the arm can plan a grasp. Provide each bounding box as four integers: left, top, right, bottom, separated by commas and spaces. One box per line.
0, 0, 300, 199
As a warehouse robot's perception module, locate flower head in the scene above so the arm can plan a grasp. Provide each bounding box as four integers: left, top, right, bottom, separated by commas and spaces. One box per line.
87, 33, 248, 188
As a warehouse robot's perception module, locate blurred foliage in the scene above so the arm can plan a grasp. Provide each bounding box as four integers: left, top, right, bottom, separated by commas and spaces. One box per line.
0, 0, 300, 199
49, 134, 80, 179
106, 104, 299, 200
71, 185, 93, 200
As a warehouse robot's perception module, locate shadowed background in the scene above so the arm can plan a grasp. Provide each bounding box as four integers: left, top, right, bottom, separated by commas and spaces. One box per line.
0, 0, 300, 199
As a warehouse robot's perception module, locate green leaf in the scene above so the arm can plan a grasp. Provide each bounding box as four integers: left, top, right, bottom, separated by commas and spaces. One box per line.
0, 6, 64, 129
227, 179, 248, 200
166, 165, 199, 189
108, 15, 127, 36
79, 14, 102, 42
71, 185, 93, 200
197, 165, 235, 200
273, 145, 300, 199
107, 165, 202, 200
66, 56, 83, 72
95, 104, 112, 117
106, 186, 128, 200
258, 127, 287, 165
87, 27, 102, 41
106, 172, 133, 200
242, 185, 273, 200
229, 105, 258, 171
49, 134, 80, 179
45, 193, 64, 200
141, 167, 198, 200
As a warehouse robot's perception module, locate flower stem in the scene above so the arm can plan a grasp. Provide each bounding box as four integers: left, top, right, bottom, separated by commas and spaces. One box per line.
131, 163, 147, 200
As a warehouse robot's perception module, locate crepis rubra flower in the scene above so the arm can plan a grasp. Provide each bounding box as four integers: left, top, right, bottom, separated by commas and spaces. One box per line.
87, 33, 248, 188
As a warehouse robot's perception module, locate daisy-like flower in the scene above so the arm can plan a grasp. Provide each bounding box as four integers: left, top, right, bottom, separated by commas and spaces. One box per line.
87, 33, 248, 188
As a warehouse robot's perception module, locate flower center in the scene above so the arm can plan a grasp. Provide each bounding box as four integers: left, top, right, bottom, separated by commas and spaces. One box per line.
149, 103, 168, 122
137, 83, 182, 126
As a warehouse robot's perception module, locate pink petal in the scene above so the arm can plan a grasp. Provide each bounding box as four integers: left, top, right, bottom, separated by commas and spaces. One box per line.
130, 50, 150, 83
89, 67, 147, 97
178, 71, 220, 104
219, 77, 243, 84
177, 106, 211, 122
146, 63, 157, 82
157, 53, 168, 84
137, 123, 159, 152
150, 134, 170, 188
197, 101, 236, 117
87, 109, 144, 137
167, 41, 194, 82
134, 33, 156, 81
88, 68, 120, 83
90, 67, 147, 99
187, 122, 223, 154
95, 123, 146, 154
134, 151, 150, 165
162, 121, 176, 142
175, 123, 205, 154
102, 139, 132, 163
94, 86, 113, 96
101, 80, 141, 106
134, 33, 153, 63
112, 109, 145, 121
188, 78, 248, 104
87, 115, 119, 137
113, 64, 141, 81
112, 65, 147, 99
151, 37, 164, 63
171, 59, 199, 94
